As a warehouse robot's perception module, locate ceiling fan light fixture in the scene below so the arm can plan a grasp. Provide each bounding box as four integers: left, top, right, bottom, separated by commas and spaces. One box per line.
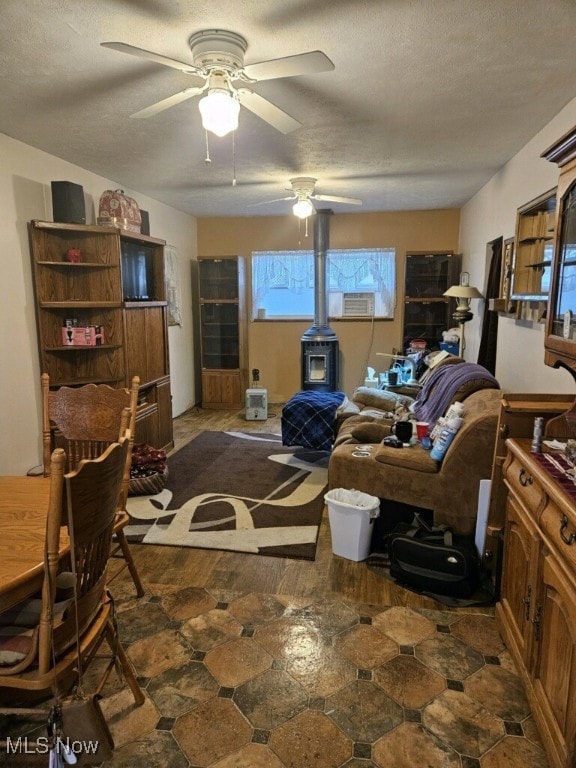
293, 198, 314, 219
198, 89, 240, 137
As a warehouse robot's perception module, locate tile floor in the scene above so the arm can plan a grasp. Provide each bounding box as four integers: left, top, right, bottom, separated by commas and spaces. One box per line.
1, 408, 552, 767
4, 584, 550, 768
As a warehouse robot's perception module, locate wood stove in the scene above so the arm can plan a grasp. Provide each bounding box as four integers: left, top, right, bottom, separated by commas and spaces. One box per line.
301, 209, 339, 391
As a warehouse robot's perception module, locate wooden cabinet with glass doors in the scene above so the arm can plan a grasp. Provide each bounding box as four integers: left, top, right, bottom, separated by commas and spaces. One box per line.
197, 255, 247, 409
403, 251, 461, 352
543, 125, 576, 385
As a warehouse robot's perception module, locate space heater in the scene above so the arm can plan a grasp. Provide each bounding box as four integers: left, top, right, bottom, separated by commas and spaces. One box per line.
245, 368, 268, 421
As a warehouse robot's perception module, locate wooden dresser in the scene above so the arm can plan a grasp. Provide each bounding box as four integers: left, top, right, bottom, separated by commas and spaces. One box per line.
496, 438, 576, 768
483, 394, 574, 594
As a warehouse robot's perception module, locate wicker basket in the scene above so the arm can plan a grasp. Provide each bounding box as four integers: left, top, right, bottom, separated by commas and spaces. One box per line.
128, 466, 169, 496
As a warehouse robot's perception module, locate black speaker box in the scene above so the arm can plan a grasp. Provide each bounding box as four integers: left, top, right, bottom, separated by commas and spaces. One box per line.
51, 181, 86, 225
140, 209, 150, 235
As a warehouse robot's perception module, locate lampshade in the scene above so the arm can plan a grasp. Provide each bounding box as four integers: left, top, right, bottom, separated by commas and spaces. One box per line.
444, 277, 483, 329
198, 89, 240, 137
293, 198, 314, 219
443, 284, 483, 300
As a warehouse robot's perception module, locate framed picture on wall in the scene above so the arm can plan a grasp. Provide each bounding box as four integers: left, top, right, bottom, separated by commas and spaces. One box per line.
165, 245, 182, 326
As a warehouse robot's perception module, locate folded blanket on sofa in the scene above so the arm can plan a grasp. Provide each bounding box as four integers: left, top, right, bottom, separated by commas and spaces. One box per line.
282, 391, 346, 451
412, 362, 499, 426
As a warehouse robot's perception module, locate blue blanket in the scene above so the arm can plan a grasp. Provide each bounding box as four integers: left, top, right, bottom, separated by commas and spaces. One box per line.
282, 391, 346, 451
412, 363, 499, 426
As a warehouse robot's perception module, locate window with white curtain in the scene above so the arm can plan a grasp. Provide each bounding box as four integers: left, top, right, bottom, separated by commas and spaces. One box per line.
251, 248, 396, 319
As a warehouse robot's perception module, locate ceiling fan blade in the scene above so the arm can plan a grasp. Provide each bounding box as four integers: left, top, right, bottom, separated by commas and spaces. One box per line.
101, 42, 202, 76
237, 89, 301, 134
249, 196, 296, 207
312, 194, 363, 206
131, 86, 205, 118
243, 51, 334, 82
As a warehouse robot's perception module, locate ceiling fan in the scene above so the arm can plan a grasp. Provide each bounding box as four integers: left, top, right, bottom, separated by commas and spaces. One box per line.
256, 177, 363, 218
101, 29, 334, 136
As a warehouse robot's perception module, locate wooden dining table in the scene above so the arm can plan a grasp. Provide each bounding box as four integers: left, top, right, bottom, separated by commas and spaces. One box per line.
0, 475, 69, 613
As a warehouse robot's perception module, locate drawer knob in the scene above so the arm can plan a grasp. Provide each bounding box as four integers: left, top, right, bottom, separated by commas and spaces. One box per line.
560, 515, 576, 546
519, 468, 533, 487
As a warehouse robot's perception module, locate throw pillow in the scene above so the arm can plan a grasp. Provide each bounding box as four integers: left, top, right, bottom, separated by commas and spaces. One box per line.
352, 387, 415, 410
0, 626, 34, 666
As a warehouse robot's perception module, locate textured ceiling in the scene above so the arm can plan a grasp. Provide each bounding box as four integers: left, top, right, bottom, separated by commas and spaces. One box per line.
2, 0, 576, 218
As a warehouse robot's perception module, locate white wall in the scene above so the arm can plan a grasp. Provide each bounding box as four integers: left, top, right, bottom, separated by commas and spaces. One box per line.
0, 134, 197, 475
460, 97, 576, 396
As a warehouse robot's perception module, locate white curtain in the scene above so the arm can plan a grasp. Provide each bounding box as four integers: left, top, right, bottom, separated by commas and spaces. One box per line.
252, 250, 313, 309
327, 248, 395, 316
252, 247, 395, 317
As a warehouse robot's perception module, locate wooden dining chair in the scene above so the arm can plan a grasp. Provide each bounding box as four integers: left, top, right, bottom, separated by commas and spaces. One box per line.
0, 438, 144, 710
41, 373, 145, 597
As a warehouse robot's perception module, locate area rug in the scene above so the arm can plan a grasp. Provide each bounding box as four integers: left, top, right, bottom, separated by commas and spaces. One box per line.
125, 431, 330, 560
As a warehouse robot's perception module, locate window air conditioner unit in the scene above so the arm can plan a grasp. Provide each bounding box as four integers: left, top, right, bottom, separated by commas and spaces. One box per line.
342, 292, 375, 317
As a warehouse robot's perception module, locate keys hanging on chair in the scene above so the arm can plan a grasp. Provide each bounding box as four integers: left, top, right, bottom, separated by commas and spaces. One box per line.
47, 705, 63, 768
47, 705, 78, 766
47, 704, 61, 742
49, 746, 65, 768
58, 740, 77, 765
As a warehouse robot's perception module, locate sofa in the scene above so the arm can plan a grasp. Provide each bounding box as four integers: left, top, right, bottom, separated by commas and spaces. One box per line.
328, 362, 502, 535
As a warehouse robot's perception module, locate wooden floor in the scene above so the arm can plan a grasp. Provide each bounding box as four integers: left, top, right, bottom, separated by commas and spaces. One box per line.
122, 403, 492, 614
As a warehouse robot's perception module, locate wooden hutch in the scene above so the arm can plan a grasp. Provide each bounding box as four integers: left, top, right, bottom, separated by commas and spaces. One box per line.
29, 220, 173, 451
496, 126, 576, 768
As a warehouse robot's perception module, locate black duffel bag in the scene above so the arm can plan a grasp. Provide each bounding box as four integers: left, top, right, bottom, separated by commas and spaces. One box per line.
387, 515, 480, 598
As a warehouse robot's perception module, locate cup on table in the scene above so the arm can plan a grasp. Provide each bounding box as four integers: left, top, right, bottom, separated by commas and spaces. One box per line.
391, 420, 413, 444
416, 421, 429, 441
387, 370, 398, 386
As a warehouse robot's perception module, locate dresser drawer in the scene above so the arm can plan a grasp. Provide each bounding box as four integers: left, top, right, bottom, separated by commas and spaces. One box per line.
540, 499, 576, 576
504, 452, 547, 516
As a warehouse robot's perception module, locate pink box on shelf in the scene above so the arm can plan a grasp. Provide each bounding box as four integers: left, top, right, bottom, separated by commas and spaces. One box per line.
61, 326, 105, 346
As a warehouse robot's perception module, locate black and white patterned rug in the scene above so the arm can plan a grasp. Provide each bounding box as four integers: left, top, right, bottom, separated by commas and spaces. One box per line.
125, 431, 329, 560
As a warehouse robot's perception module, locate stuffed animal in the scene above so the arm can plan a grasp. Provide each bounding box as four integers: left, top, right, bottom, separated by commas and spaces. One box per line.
442, 327, 460, 344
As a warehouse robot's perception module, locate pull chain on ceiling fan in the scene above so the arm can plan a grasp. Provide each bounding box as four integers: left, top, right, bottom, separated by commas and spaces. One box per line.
101, 29, 334, 137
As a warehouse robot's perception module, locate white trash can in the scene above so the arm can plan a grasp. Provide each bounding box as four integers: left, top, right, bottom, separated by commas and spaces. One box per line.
324, 488, 380, 561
